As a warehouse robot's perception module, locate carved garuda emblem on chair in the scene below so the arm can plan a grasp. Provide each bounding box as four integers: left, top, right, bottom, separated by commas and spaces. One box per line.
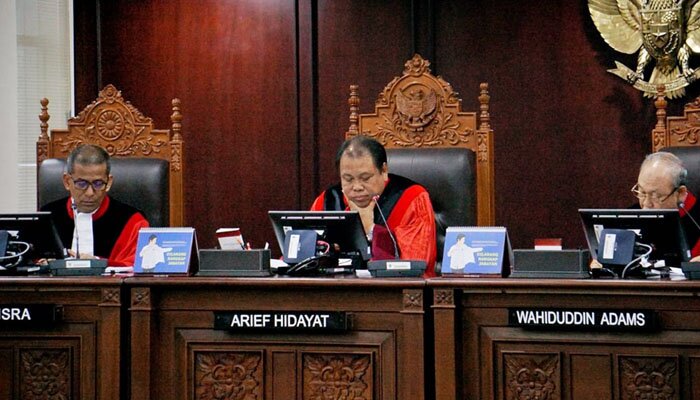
396, 87, 437, 130
589, 0, 700, 98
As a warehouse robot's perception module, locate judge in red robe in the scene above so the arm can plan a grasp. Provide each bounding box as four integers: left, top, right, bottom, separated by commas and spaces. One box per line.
311, 136, 437, 276
40, 144, 148, 266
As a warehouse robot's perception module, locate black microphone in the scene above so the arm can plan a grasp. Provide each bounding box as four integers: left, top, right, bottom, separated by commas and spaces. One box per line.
365, 194, 426, 277
679, 201, 700, 233
372, 194, 400, 259
71, 201, 81, 259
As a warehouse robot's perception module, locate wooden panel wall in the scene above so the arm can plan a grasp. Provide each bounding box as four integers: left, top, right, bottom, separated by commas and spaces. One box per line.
72, 0, 698, 251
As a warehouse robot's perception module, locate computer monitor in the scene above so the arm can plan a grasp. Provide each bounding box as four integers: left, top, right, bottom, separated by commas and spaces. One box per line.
268, 211, 370, 264
0, 212, 65, 264
579, 208, 691, 268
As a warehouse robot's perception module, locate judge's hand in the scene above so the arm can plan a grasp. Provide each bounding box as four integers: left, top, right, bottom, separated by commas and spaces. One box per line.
66, 249, 99, 260
347, 197, 376, 235
691, 255, 700, 262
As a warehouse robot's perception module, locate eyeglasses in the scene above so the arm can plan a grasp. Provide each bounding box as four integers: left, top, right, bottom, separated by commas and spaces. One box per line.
630, 183, 678, 203
71, 177, 108, 191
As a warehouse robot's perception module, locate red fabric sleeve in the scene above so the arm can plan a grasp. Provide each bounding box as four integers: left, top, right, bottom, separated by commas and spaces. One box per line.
391, 191, 437, 277
310, 192, 326, 211
108, 213, 149, 266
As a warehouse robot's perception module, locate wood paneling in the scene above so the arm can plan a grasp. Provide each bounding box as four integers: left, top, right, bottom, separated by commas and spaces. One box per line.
72, 0, 685, 251
72, 0, 98, 111
315, 0, 414, 198
0, 278, 122, 400
127, 277, 427, 400
430, 279, 700, 399
92, 0, 300, 249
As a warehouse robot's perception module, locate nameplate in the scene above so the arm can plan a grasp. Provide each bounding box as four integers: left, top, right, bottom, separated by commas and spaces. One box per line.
0, 304, 62, 328
508, 308, 659, 332
214, 311, 348, 332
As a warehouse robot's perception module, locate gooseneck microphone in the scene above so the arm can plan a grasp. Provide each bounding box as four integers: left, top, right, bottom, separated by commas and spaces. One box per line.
71, 201, 81, 259
365, 194, 427, 277
372, 194, 400, 258
679, 201, 700, 234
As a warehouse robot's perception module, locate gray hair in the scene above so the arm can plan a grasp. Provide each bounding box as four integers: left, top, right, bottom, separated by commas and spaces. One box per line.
66, 144, 111, 175
640, 151, 688, 188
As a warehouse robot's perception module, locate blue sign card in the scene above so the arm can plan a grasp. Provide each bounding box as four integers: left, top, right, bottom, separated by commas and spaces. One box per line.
441, 226, 512, 276
134, 227, 197, 274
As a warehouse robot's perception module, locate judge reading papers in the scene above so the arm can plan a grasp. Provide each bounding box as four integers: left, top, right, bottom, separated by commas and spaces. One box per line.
583, 151, 700, 278
632, 152, 700, 259
311, 136, 437, 276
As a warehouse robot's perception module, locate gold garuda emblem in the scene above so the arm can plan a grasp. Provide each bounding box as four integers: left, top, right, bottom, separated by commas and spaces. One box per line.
589, 0, 700, 98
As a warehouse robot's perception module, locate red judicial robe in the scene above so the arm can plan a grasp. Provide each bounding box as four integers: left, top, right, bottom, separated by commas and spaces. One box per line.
42, 196, 149, 266
311, 173, 437, 276
681, 192, 700, 258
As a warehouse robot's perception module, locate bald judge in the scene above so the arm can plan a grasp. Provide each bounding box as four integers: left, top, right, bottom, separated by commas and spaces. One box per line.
41, 144, 149, 266
311, 136, 437, 276
632, 151, 700, 260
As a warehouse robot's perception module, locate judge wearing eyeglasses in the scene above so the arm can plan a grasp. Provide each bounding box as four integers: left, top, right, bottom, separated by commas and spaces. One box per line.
633, 151, 700, 260
41, 144, 149, 266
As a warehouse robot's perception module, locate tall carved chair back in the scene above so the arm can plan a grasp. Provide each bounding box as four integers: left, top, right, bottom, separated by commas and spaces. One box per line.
652, 86, 700, 195
36, 84, 184, 227
347, 54, 495, 224
346, 54, 495, 262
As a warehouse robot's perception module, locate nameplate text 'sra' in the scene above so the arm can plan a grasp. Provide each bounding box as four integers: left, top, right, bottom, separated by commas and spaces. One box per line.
0, 304, 62, 328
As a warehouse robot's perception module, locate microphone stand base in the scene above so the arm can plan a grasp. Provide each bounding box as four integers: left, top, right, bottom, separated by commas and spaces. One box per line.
367, 259, 426, 277
50, 259, 108, 276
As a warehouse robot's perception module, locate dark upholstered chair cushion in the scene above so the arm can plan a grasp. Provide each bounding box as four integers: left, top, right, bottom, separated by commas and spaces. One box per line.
38, 158, 170, 227
664, 146, 700, 197
386, 147, 476, 262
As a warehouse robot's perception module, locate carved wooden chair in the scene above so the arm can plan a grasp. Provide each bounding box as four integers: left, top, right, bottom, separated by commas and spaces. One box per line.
36, 84, 184, 227
651, 86, 700, 195
346, 54, 495, 260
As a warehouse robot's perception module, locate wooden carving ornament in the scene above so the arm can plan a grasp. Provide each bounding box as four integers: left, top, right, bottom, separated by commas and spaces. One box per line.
347, 54, 496, 226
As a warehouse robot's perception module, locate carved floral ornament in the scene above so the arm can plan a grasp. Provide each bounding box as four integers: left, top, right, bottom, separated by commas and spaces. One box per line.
405, 54, 431, 76
195, 352, 262, 400
58, 84, 167, 157
665, 107, 700, 145
621, 357, 677, 399
505, 354, 559, 400
304, 354, 371, 399
21, 349, 69, 399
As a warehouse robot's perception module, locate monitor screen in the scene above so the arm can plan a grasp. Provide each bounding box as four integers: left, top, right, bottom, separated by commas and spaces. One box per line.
268, 211, 370, 262
0, 212, 65, 263
579, 208, 691, 267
